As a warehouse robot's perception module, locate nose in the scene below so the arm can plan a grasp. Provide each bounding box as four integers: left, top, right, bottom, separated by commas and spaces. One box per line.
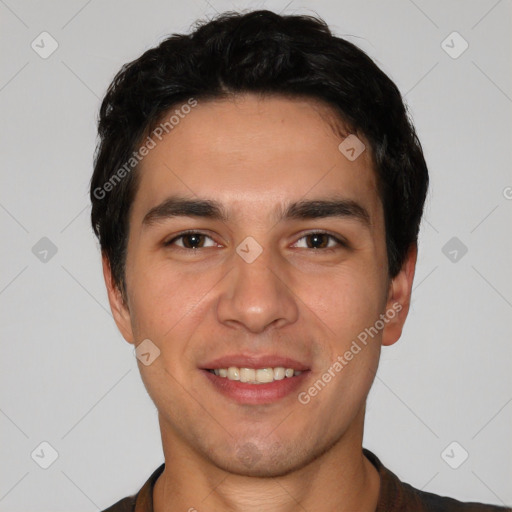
216, 245, 299, 334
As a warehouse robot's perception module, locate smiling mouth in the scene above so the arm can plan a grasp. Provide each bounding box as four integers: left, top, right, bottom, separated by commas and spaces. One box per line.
207, 366, 303, 384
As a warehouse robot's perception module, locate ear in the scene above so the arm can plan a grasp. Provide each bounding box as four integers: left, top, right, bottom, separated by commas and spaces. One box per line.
381, 244, 417, 347
102, 253, 135, 344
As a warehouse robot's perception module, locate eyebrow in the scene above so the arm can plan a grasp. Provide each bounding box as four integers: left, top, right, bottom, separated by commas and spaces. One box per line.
142, 196, 371, 228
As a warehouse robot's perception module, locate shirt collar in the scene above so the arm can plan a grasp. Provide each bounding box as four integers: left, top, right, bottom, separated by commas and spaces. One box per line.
133, 448, 421, 512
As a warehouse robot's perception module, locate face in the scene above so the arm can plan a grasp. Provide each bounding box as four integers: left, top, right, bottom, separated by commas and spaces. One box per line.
104, 94, 416, 477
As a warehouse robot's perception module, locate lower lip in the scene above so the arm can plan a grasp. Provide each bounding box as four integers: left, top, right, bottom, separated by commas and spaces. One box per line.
201, 369, 310, 404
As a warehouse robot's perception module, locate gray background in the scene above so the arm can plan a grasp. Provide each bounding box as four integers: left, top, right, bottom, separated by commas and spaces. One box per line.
1, 0, 511, 510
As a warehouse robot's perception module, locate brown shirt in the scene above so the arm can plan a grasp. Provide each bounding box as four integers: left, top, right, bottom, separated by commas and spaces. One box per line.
102, 449, 511, 511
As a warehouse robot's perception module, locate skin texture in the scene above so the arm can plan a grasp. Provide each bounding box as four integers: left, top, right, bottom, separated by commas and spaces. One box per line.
103, 94, 417, 512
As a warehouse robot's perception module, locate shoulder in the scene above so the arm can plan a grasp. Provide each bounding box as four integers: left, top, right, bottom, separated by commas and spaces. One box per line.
404, 480, 511, 511
100, 462, 165, 512
363, 448, 511, 512
101, 495, 136, 512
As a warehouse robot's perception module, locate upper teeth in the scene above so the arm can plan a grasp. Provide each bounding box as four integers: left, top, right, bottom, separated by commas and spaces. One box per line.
210, 367, 302, 383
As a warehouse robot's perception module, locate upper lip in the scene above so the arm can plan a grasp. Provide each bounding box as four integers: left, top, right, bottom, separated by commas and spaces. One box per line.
201, 354, 310, 371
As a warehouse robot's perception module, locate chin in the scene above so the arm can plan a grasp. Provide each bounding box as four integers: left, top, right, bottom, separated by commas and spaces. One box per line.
207, 440, 324, 479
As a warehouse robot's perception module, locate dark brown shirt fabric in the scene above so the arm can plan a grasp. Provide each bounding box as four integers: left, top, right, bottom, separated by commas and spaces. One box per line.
102, 449, 511, 511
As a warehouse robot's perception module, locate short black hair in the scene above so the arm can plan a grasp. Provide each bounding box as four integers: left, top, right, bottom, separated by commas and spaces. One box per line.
90, 9, 429, 298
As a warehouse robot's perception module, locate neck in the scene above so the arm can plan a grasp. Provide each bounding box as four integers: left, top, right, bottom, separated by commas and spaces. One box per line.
153, 407, 380, 512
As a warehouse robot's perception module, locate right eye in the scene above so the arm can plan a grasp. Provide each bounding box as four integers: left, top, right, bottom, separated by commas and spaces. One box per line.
164, 231, 218, 250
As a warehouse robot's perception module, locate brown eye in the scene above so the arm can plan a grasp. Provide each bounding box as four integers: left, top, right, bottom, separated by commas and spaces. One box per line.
293, 232, 345, 250
306, 233, 330, 249
165, 232, 217, 249
181, 233, 205, 249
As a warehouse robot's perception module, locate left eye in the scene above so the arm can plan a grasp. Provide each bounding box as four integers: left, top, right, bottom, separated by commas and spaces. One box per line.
292, 233, 344, 249
165, 232, 217, 249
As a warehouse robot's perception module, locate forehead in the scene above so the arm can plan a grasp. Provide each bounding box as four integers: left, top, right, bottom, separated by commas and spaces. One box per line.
132, 94, 380, 222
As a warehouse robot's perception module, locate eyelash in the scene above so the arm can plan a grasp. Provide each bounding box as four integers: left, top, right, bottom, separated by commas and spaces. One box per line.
164, 230, 347, 251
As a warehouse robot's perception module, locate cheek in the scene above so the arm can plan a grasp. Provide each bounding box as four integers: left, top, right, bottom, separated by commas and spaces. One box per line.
126, 256, 221, 341
125, 252, 178, 337
304, 265, 387, 344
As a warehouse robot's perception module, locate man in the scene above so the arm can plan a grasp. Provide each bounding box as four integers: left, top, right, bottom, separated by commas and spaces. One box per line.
90, 9, 510, 512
